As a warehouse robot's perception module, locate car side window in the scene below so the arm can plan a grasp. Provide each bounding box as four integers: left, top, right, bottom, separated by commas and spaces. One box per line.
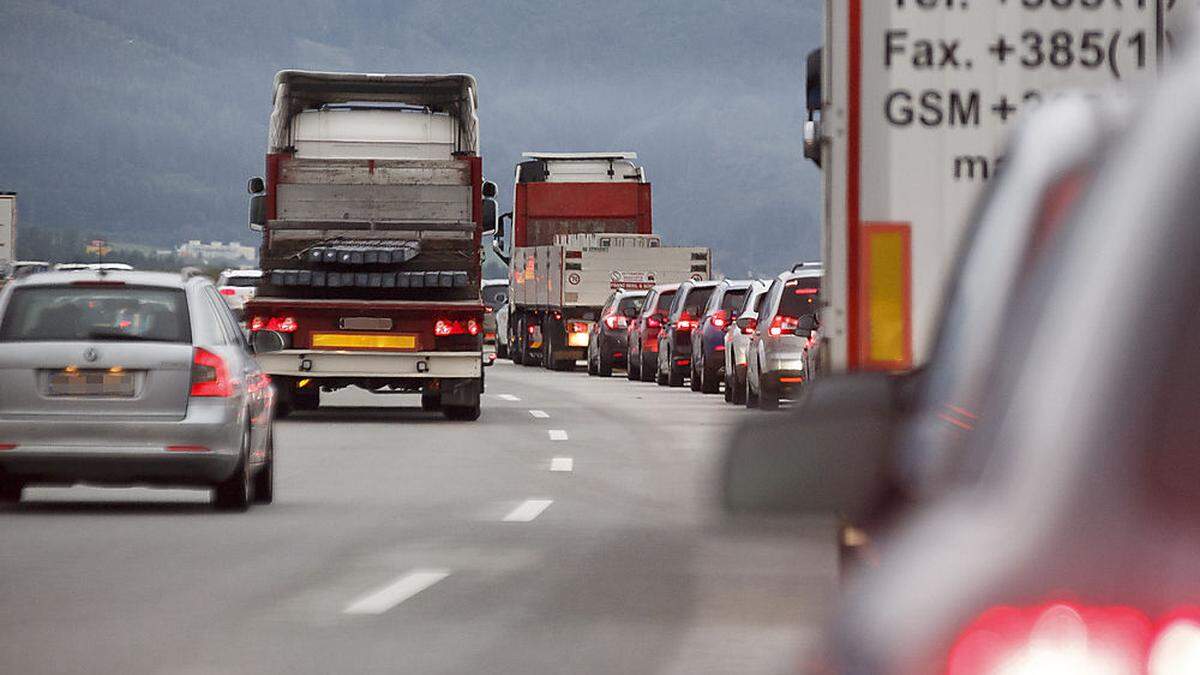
201, 286, 243, 348
189, 288, 227, 345
640, 291, 658, 318
760, 281, 782, 322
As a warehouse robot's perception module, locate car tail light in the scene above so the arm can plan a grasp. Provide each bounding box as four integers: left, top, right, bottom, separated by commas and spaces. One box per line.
190, 348, 233, 398
219, 288, 237, 296
676, 314, 696, 332
741, 317, 758, 335
0, 444, 16, 451
947, 602, 1200, 675
249, 316, 298, 333
435, 318, 480, 337
710, 310, 728, 329
603, 314, 628, 330
768, 315, 799, 337
647, 316, 662, 329
794, 287, 819, 295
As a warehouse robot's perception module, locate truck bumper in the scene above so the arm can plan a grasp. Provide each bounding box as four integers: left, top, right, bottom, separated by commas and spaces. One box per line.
255, 350, 482, 379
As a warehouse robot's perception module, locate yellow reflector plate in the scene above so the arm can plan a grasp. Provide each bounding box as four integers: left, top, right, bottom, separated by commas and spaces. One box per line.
310, 333, 417, 350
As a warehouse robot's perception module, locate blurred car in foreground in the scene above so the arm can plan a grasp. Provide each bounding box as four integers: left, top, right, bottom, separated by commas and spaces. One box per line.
587, 289, 646, 377
725, 280, 769, 404
832, 74, 1195, 674
481, 278, 508, 346
216, 268, 262, 318
0, 269, 279, 510
655, 279, 717, 387
690, 279, 752, 393
626, 283, 678, 382
744, 265, 821, 409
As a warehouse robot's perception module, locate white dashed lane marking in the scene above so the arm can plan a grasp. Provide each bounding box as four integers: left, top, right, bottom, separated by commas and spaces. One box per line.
342, 569, 451, 615
502, 499, 553, 522
529, 410, 550, 419
550, 457, 574, 472
496, 394, 521, 402
548, 429, 568, 441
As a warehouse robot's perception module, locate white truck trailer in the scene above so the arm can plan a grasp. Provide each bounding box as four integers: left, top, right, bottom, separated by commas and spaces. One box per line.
0, 193, 15, 270
811, 1, 1179, 373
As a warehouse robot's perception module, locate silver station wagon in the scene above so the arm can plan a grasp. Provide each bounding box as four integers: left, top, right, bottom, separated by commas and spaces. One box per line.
0, 269, 277, 510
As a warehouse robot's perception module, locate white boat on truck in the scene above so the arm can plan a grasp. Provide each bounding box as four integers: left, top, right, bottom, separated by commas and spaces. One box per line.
811, 2, 1174, 373
245, 71, 498, 420
492, 153, 710, 371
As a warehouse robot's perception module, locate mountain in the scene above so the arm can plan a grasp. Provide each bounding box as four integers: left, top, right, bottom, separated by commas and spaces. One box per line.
0, 0, 823, 276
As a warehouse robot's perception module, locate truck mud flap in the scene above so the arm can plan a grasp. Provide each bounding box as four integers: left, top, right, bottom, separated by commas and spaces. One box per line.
440, 378, 482, 407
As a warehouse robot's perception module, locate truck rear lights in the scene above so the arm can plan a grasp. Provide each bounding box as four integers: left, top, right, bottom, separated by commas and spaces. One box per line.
434, 318, 480, 337
768, 316, 799, 337
567, 321, 590, 335
947, 602, 1200, 675
249, 316, 298, 333
190, 348, 233, 398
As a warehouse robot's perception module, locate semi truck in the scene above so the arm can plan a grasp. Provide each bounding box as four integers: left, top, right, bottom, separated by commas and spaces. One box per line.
245, 71, 497, 420
491, 153, 710, 370
809, 2, 1175, 374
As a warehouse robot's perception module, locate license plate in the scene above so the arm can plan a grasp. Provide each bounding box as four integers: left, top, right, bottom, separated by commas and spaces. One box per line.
339, 317, 393, 331
310, 333, 417, 350
47, 370, 136, 397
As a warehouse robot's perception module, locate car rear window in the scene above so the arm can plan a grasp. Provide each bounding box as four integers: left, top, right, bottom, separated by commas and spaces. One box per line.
617, 294, 645, 316
779, 277, 821, 317
0, 286, 192, 343
720, 288, 748, 313
482, 285, 509, 309
654, 290, 676, 312
677, 287, 714, 319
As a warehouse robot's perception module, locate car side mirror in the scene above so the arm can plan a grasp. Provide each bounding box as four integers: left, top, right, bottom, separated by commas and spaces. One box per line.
250, 330, 287, 354
797, 314, 818, 332
720, 372, 902, 522
247, 176, 265, 195
249, 194, 267, 231
481, 197, 498, 236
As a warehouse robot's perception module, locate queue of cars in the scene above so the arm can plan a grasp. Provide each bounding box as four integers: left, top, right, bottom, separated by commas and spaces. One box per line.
492, 261, 825, 409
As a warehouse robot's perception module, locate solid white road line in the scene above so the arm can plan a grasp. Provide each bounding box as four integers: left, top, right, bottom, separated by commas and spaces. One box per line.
496, 394, 521, 402
503, 499, 553, 522
342, 569, 451, 615
548, 429, 569, 441
529, 410, 550, 419
550, 457, 574, 472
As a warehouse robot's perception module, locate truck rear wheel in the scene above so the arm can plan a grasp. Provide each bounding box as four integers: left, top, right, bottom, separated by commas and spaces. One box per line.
421, 393, 441, 411
444, 404, 481, 421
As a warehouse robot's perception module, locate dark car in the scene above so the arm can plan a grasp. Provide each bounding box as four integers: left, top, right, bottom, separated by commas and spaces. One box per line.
587, 289, 646, 377
626, 283, 678, 382
655, 280, 718, 387
690, 279, 753, 394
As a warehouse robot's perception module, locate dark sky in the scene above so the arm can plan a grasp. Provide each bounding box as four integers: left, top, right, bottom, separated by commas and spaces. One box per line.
0, 0, 823, 276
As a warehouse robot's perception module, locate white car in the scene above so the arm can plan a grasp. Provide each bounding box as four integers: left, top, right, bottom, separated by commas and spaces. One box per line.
216, 269, 262, 317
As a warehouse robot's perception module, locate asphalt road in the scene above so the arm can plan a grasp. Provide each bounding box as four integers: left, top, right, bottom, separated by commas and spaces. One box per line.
0, 360, 838, 675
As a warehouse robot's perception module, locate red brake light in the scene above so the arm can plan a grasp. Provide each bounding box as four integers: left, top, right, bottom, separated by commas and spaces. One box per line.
710, 310, 728, 329
603, 314, 628, 330
768, 315, 799, 337
647, 316, 661, 328
190, 347, 233, 398
0, 444, 16, 451
741, 317, 758, 335
219, 288, 237, 296
249, 316, 297, 333
435, 318, 480, 337
794, 287, 819, 295
675, 313, 696, 331
948, 603, 1200, 675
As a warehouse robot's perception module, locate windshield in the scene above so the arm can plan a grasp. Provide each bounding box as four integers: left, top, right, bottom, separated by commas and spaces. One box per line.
0, 286, 191, 343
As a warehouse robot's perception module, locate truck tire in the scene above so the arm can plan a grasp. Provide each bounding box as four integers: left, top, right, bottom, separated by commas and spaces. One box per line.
518, 318, 538, 367
421, 393, 441, 411
444, 403, 481, 421
668, 364, 686, 388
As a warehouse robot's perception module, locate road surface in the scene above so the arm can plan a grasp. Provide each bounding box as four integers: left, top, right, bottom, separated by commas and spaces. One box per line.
0, 361, 838, 674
